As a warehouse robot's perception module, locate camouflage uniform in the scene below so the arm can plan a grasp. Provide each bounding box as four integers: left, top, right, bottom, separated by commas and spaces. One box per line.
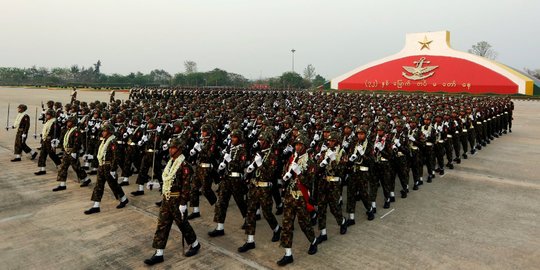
347, 135, 374, 216
213, 143, 248, 223
190, 136, 218, 207
152, 158, 197, 249
90, 136, 126, 202
245, 148, 279, 236
57, 126, 88, 182
38, 118, 62, 168
13, 108, 32, 155
316, 144, 346, 232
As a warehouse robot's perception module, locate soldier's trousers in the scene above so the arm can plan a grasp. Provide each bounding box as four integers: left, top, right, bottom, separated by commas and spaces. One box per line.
91, 164, 125, 202
409, 148, 422, 181
421, 145, 435, 175
57, 153, 87, 182
136, 151, 162, 185
115, 144, 128, 177
392, 155, 409, 190
374, 161, 392, 200
190, 166, 217, 207
152, 195, 197, 249
14, 131, 32, 155
88, 139, 100, 169
434, 142, 445, 169
123, 145, 141, 177
37, 139, 61, 167
280, 193, 316, 249
467, 128, 476, 152
452, 134, 461, 160
460, 132, 468, 156
213, 176, 247, 223
347, 169, 371, 214
317, 180, 344, 230
245, 185, 278, 236
444, 139, 453, 164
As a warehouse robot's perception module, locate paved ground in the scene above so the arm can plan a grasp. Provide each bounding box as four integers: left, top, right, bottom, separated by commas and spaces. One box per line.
0, 87, 539, 270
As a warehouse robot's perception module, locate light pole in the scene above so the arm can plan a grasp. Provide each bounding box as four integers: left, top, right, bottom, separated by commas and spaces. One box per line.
291, 49, 296, 72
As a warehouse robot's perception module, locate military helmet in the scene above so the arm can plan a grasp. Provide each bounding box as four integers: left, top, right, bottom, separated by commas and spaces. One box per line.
18, 104, 28, 111
294, 134, 309, 146
409, 116, 418, 123
67, 116, 78, 124
327, 131, 340, 141
230, 129, 242, 138
101, 122, 115, 132
258, 131, 272, 142
355, 126, 367, 134
201, 124, 212, 132
376, 123, 386, 131
148, 118, 158, 126
173, 120, 183, 128
395, 119, 405, 127
169, 137, 185, 149
45, 109, 55, 116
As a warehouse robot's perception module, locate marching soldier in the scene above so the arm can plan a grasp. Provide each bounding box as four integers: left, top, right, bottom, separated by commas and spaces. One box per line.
372, 123, 394, 209
53, 116, 91, 191
132, 118, 162, 196
316, 131, 348, 242
346, 126, 375, 223
144, 138, 201, 265
238, 131, 281, 253
208, 129, 248, 237
390, 119, 410, 198
187, 124, 218, 219
11, 104, 38, 162
84, 122, 129, 215
35, 109, 62, 175
278, 135, 318, 266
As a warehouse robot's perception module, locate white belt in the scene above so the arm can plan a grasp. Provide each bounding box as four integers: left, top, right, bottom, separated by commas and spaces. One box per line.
252, 181, 271, 187
462, 129, 468, 133
359, 166, 369, 172
426, 142, 433, 146
438, 140, 444, 144
411, 146, 419, 150
455, 131, 459, 134
380, 157, 388, 162
200, 163, 212, 168
483, 120, 487, 123
505, 112, 508, 114
117, 141, 125, 144
326, 176, 340, 182
397, 152, 405, 157
476, 122, 482, 125
229, 172, 242, 177
447, 135, 453, 138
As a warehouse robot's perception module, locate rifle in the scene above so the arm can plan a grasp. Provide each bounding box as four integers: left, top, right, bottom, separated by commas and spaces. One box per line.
34, 107, 38, 139
5, 103, 10, 131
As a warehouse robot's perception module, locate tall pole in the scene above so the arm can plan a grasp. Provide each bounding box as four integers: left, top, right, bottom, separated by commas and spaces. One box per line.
291, 49, 296, 72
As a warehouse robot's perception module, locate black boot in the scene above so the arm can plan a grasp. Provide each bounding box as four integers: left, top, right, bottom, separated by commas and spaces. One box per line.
462, 153, 468, 159
275, 205, 283, 215
187, 212, 200, 220
383, 199, 391, 209
84, 207, 100, 215
366, 209, 375, 220
346, 219, 356, 226
308, 242, 318, 255
413, 181, 420, 190
144, 254, 164, 265
31, 152, 38, 160
80, 178, 91, 187
237, 242, 255, 253
427, 175, 434, 183
400, 190, 408, 198
277, 255, 294, 266
11, 158, 21, 162
155, 200, 162, 207
389, 196, 396, 202
116, 198, 129, 209
439, 168, 445, 175
52, 186, 66, 192
119, 181, 130, 186
446, 163, 454, 169
256, 213, 261, 221
131, 190, 144, 196
317, 234, 328, 243
34, 170, 46, 175
208, 229, 225, 237
272, 227, 282, 242
185, 242, 201, 257
340, 221, 348, 235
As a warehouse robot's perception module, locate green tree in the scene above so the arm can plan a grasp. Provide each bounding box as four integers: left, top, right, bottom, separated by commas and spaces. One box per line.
468, 41, 497, 60
312, 74, 327, 88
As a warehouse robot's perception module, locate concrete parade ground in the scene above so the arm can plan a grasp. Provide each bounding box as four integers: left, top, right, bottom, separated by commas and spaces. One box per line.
0, 87, 539, 270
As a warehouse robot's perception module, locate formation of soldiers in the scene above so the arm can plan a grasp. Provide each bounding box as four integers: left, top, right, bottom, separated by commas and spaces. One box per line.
8, 88, 514, 266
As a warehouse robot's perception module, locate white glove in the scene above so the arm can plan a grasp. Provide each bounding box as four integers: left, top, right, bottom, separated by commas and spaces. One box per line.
375, 142, 383, 151
127, 127, 133, 134
141, 134, 148, 142
320, 158, 329, 167
314, 134, 320, 141
224, 153, 232, 163
251, 129, 257, 136
190, 149, 197, 156
22, 134, 27, 139
283, 172, 293, 181
137, 140, 144, 147
71, 153, 77, 159
95, 122, 101, 129
315, 153, 322, 160
357, 145, 365, 156
156, 126, 162, 133
194, 142, 202, 152
162, 143, 169, 151
252, 141, 259, 149
326, 150, 336, 161
283, 145, 293, 154
342, 141, 349, 148
349, 154, 358, 162
218, 162, 227, 171
179, 205, 187, 218
89, 120, 95, 126
274, 126, 280, 131
110, 171, 116, 178
254, 154, 263, 167
123, 133, 128, 139
140, 123, 146, 129
51, 139, 60, 148
280, 133, 287, 140
437, 125, 443, 132
246, 163, 256, 173
320, 144, 328, 152
291, 163, 302, 175
310, 140, 316, 148
408, 136, 416, 142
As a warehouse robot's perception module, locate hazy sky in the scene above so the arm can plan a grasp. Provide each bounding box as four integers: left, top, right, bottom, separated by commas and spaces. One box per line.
1, 0, 538, 80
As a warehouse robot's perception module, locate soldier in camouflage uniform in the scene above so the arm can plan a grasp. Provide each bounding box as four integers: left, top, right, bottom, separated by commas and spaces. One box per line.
10, 104, 38, 162
187, 124, 218, 219
390, 119, 410, 200
372, 123, 394, 209
120, 115, 144, 186
277, 135, 318, 266
208, 130, 248, 237
144, 138, 200, 266
53, 116, 91, 191
35, 109, 62, 175
238, 132, 281, 253
132, 118, 162, 196
346, 127, 375, 224
84, 122, 129, 215
316, 131, 348, 242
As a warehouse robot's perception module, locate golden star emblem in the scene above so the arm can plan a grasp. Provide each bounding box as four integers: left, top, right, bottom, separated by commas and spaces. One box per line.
418, 36, 433, 50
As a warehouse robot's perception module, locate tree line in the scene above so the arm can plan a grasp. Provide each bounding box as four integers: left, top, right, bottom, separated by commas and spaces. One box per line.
0, 60, 328, 89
